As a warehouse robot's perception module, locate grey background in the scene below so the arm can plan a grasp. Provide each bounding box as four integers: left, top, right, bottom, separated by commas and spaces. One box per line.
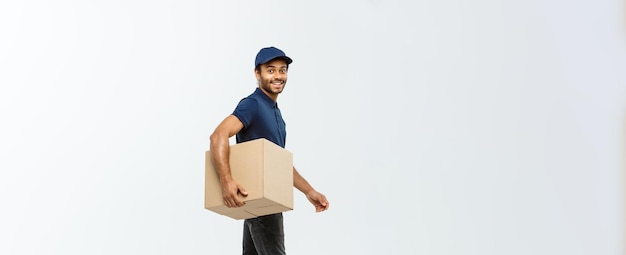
1, 0, 624, 254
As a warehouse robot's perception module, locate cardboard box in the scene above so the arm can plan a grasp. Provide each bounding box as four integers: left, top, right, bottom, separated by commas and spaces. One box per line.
205, 138, 293, 220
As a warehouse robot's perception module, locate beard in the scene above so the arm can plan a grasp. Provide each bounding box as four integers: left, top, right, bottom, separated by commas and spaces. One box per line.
260, 78, 286, 95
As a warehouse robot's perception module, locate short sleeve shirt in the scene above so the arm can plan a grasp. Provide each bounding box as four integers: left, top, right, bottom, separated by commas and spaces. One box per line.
232, 88, 286, 148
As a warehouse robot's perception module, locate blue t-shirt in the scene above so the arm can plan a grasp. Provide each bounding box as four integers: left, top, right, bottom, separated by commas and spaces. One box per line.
232, 88, 287, 148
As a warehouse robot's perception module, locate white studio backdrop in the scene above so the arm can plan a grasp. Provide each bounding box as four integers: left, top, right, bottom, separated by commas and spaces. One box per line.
0, 0, 624, 254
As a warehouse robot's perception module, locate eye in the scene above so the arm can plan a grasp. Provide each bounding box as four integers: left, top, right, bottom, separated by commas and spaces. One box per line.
267, 69, 274, 74
280, 69, 287, 74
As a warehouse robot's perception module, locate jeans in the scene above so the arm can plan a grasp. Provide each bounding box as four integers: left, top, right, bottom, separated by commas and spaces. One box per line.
242, 213, 285, 255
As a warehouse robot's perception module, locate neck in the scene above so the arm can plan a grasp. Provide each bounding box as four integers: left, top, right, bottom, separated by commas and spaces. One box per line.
259, 87, 278, 102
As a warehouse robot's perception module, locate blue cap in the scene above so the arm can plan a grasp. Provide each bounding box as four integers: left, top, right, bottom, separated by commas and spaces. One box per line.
255, 47, 293, 68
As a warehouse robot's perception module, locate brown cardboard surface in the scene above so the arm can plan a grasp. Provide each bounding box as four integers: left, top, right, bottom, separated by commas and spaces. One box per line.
205, 138, 293, 220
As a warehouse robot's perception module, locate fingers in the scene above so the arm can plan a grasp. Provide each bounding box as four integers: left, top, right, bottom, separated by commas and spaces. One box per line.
317, 200, 329, 212
222, 181, 248, 208
313, 195, 329, 212
238, 185, 248, 196
223, 196, 245, 208
223, 189, 247, 208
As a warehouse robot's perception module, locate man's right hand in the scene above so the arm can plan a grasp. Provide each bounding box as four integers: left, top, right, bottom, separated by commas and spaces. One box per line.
221, 178, 248, 208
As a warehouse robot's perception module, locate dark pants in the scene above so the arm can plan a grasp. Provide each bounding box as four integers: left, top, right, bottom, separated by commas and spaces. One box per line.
242, 213, 285, 255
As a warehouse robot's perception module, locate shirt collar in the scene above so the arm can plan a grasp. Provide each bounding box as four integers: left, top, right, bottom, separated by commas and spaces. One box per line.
254, 88, 278, 108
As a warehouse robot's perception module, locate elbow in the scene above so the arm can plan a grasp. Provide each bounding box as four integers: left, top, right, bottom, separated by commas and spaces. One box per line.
210, 131, 228, 147
209, 132, 220, 146
209, 132, 217, 143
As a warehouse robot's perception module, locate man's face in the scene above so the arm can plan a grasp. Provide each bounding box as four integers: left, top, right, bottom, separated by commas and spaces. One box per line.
255, 58, 288, 96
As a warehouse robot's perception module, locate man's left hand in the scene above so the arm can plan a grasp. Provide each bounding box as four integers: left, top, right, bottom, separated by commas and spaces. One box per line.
306, 190, 329, 212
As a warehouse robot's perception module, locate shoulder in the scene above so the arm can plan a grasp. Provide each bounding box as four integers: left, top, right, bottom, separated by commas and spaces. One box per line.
233, 97, 260, 128
236, 96, 259, 108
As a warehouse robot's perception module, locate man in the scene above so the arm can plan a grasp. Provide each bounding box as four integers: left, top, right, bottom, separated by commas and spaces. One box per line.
209, 46, 329, 255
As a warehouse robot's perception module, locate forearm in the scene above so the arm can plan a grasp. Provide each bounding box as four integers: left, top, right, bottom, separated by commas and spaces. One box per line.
209, 132, 233, 183
293, 167, 314, 194
294, 166, 329, 212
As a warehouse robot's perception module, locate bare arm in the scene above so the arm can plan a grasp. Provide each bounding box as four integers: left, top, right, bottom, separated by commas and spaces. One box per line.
294, 167, 329, 212
209, 115, 247, 208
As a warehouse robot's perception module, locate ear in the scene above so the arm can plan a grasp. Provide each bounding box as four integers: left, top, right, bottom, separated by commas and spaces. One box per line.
254, 68, 261, 81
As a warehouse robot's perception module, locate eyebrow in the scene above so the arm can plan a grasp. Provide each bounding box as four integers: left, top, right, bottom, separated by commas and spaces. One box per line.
265, 65, 287, 69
